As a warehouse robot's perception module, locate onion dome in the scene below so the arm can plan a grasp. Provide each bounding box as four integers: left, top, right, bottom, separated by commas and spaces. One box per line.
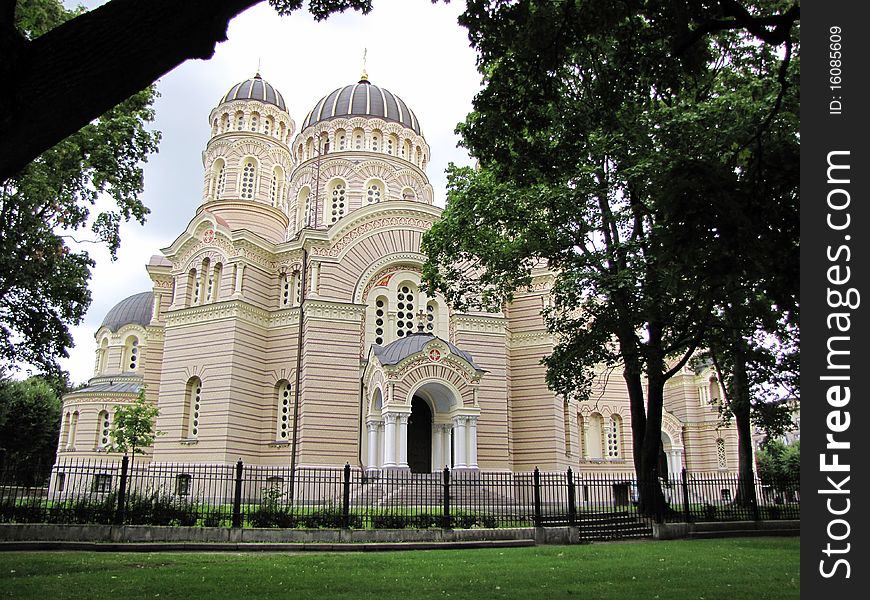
372, 333, 479, 369
100, 291, 153, 332
302, 78, 422, 134
220, 73, 287, 111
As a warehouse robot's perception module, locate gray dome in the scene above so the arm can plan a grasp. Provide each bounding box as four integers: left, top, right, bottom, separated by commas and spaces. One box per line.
302, 79, 422, 135
100, 292, 153, 332
220, 73, 287, 111
372, 333, 479, 369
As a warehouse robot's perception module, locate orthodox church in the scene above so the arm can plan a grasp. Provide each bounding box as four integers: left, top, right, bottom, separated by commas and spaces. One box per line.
55, 72, 737, 478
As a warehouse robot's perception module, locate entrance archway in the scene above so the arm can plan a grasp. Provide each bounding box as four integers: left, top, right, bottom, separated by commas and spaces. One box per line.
407, 396, 432, 473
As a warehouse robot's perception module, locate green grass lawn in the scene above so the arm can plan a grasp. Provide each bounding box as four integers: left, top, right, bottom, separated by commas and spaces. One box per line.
0, 537, 799, 599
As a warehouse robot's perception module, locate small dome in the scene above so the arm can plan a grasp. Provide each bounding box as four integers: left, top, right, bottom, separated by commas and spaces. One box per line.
220, 73, 287, 112
101, 292, 153, 332
372, 333, 479, 369
302, 79, 421, 135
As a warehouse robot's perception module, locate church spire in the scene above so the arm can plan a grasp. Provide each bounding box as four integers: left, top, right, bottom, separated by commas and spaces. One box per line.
359, 48, 369, 83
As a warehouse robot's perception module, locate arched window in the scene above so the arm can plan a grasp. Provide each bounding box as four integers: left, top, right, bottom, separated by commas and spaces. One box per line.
401, 139, 410, 159
395, 283, 417, 338
425, 300, 437, 333
415, 147, 422, 167
240, 159, 256, 199
186, 378, 202, 439
68, 411, 79, 449
270, 167, 284, 206
235, 111, 245, 130
97, 338, 109, 374
353, 128, 364, 150
60, 412, 71, 450
366, 180, 383, 204
276, 381, 292, 441
124, 336, 140, 371
577, 414, 586, 459
96, 410, 111, 449
607, 415, 622, 458
329, 180, 347, 223
297, 186, 311, 230
305, 137, 314, 159
213, 159, 226, 199
371, 131, 381, 152
587, 413, 603, 459
189, 268, 200, 306
249, 112, 259, 132
264, 117, 273, 137
709, 376, 721, 404
387, 134, 398, 155
402, 187, 416, 201
211, 119, 218, 136
335, 129, 347, 151
374, 296, 388, 345
280, 273, 292, 307
220, 113, 230, 133
210, 263, 222, 302
716, 438, 727, 469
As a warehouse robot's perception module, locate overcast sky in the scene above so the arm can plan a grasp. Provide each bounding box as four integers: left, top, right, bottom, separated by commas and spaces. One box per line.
58, 0, 481, 384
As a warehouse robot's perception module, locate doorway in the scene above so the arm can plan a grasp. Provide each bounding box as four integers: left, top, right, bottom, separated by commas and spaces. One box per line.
408, 396, 432, 473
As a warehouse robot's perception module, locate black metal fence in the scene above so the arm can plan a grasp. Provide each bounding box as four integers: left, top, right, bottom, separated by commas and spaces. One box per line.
0, 458, 799, 533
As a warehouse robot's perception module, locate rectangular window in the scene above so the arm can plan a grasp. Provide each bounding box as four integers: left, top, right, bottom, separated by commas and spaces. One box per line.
92, 473, 112, 494
175, 474, 192, 496
56, 472, 66, 492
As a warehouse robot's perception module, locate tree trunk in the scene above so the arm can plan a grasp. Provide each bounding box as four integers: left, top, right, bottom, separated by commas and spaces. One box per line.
729, 342, 758, 510
0, 0, 260, 181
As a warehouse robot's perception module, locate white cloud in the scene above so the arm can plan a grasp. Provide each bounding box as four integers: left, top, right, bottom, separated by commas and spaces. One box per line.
57, 0, 481, 384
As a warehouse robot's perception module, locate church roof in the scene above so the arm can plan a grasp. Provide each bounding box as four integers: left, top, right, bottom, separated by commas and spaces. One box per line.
220, 73, 287, 111
100, 291, 153, 332
302, 79, 422, 135
372, 333, 479, 369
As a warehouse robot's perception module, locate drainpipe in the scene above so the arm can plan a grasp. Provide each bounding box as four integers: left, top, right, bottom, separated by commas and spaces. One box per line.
289, 248, 307, 502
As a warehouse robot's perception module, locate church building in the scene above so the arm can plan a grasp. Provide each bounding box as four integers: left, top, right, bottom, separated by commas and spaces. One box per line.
55, 73, 737, 479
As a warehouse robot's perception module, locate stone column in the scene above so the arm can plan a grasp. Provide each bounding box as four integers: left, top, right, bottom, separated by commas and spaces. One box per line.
453, 416, 467, 469
467, 416, 479, 469
383, 413, 397, 468
432, 424, 443, 472
233, 263, 245, 297
377, 422, 384, 467
366, 421, 380, 472
443, 425, 453, 468
397, 414, 409, 468
309, 261, 321, 298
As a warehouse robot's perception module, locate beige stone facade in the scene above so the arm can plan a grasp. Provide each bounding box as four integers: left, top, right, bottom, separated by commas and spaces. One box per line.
56, 74, 737, 478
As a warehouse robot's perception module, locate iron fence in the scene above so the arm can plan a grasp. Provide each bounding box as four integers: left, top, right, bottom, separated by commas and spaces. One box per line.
0, 458, 799, 533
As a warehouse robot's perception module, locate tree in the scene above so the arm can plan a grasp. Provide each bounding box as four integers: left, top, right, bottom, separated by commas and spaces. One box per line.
109, 388, 160, 463
0, 0, 376, 182
0, 374, 63, 483
0, 0, 161, 374
422, 0, 798, 518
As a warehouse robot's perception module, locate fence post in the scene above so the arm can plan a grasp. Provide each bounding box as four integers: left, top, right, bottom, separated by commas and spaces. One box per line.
232, 459, 244, 528
567, 467, 577, 527
533, 467, 542, 527
114, 454, 129, 525
442, 466, 451, 529
751, 476, 760, 521
681, 468, 691, 523
342, 463, 351, 528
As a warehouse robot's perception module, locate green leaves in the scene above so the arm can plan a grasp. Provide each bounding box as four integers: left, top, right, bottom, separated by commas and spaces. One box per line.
0, 2, 160, 374
110, 388, 161, 459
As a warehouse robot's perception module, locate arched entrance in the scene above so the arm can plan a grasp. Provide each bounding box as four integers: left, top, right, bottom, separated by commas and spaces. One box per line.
407, 396, 432, 473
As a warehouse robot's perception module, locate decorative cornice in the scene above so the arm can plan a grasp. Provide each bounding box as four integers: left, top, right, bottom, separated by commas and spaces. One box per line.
453, 314, 506, 335
166, 299, 274, 329
508, 330, 554, 349
304, 299, 366, 323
